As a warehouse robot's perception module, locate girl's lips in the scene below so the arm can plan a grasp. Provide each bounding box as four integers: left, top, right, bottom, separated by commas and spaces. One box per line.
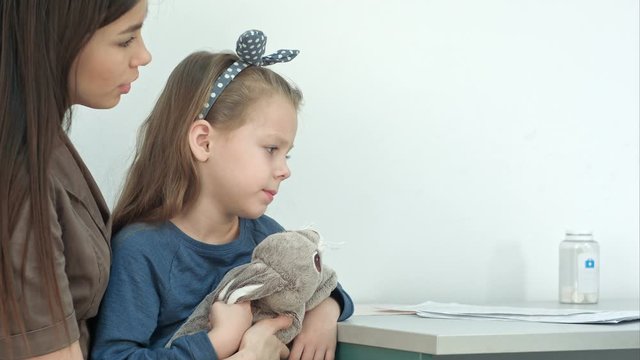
119, 84, 131, 94
263, 190, 276, 202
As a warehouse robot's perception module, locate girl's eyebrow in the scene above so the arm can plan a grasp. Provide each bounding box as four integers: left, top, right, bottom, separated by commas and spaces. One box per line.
265, 134, 294, 150
118, 23, 143, 35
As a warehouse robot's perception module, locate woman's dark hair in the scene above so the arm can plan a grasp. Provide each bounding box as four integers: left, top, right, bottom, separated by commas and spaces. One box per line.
0, 0, 140, 356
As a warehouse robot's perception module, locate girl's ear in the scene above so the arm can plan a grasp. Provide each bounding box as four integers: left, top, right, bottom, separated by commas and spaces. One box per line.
189, 119, 213, 162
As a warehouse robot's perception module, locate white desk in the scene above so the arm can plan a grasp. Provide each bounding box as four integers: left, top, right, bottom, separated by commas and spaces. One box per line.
336, 299, 640, 360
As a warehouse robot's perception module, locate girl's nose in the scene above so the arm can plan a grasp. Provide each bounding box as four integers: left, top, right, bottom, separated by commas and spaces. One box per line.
275, 162, 291, 180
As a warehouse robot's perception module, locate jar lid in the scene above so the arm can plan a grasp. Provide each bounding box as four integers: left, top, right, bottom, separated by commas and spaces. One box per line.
565, 230, 594, 241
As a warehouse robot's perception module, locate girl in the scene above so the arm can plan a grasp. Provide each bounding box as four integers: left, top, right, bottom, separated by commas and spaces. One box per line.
92, 30, 353, 360
0, 0, 151, 358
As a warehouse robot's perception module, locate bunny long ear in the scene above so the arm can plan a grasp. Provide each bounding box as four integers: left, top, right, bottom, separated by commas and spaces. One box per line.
217, 261, 288, 304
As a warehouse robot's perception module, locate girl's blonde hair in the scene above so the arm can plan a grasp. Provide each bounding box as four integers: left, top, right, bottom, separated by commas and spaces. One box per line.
112, 51, 303, 233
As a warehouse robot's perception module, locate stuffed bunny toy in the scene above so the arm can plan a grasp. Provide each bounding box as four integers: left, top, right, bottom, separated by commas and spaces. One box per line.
166, 229, 338, 347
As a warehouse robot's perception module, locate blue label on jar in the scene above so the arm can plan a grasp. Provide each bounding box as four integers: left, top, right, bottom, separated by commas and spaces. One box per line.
585, 258, 595, 268
577, 253, 598, 293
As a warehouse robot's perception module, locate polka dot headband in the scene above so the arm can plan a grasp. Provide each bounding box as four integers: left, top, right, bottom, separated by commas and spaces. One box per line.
198, 29, 299, 119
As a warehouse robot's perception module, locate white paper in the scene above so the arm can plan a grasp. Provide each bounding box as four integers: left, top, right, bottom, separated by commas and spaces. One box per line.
370, 301, 640, 324
353, 304, 416, 316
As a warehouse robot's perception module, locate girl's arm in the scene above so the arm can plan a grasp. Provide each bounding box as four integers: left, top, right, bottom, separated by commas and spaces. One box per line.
287, 297, 340, 360
287, 283, 355, 360
331, 283, 355, 321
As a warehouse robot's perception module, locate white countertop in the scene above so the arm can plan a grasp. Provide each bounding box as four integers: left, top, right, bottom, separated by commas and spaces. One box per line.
337, 299, 640, 355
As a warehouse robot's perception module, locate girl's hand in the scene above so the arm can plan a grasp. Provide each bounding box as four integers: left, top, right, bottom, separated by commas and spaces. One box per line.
233, 315, 292, 360
288, 297, 340, 360
208, 301, 253, 359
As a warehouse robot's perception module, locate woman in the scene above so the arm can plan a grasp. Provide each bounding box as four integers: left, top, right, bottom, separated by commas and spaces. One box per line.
0, 0, 151, 358
1, 2, 293, 359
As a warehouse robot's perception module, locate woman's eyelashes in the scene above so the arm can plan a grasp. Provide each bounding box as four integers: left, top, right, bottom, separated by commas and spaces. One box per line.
119, 36, 136, 48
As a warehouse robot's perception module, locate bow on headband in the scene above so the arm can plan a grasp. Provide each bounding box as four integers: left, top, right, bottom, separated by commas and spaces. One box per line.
198, 30, 299, 119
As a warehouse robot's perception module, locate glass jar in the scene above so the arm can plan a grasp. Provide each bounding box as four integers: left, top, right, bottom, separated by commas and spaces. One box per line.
559, 230, 599, 304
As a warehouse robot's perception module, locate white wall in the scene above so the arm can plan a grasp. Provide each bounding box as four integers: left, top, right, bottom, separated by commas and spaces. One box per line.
70, 0, 639, 304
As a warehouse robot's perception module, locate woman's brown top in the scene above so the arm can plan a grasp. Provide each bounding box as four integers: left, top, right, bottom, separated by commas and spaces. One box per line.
0, 133, 111, 359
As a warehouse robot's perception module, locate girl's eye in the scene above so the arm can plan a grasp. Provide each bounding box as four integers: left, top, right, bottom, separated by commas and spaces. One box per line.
265, 146, 291, 159
119, 37, 135, 48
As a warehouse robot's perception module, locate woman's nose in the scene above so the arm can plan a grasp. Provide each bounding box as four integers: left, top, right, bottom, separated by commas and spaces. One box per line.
132, 38, 152, 67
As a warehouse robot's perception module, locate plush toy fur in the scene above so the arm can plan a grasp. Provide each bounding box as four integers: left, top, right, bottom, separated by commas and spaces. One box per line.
166, 229, 338, 347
